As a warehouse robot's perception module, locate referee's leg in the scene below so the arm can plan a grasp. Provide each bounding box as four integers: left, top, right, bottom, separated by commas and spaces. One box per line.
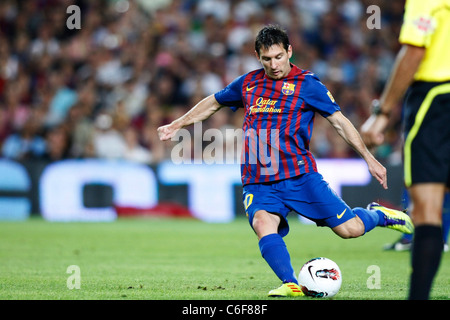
408, 183, 445, 300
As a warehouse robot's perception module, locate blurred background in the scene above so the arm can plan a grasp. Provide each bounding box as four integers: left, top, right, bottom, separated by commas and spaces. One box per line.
0, 0, 406, 222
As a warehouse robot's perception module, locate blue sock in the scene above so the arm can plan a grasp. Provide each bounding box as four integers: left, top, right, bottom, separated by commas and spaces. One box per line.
258, 233, 297, 284
402, 232, 414, 242
353, 207, 382, 234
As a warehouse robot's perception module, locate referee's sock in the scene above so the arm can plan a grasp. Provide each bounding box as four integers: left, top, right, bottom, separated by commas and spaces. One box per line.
259, 233, 297, 284
409, 225, 443, 300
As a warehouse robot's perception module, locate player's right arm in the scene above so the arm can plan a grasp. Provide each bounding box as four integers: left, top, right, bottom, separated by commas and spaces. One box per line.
158, 73, 246, 141
157, 94, 223, 141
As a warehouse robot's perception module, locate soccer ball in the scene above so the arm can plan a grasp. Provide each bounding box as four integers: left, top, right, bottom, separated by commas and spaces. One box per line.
298, 257, 342, 298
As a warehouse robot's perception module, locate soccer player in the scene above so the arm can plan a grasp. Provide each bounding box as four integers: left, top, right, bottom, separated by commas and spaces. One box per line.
361, 0, 450, 300
158, 25, 413, 297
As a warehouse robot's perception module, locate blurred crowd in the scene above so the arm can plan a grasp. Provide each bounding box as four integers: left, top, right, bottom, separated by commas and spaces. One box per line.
0, 0, 405, 165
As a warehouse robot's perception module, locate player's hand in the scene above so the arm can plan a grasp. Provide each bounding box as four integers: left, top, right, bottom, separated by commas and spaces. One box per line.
157, 123, 179, 141
367, 158, 388, 190
361, 114, 389, 148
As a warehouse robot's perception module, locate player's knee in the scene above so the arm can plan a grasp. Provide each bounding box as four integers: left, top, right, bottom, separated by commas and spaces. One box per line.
252, 211, 271, 232
338, 229, 362, 239
252, 211, 280, 239
333, 221, 365, 239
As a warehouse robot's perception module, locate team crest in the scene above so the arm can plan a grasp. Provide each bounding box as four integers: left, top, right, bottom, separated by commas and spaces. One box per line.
282, 82, 295, 95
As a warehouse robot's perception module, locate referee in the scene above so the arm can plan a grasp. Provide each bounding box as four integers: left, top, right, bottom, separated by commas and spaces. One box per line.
362, 0, 450, 300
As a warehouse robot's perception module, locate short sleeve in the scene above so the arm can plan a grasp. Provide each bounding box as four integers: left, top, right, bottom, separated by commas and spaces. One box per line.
214, 75, 245, 111
399, 0, 437, 48
300, 73, 341, 117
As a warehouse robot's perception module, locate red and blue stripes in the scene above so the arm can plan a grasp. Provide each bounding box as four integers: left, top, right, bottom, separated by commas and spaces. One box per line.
215, 64, 339, 185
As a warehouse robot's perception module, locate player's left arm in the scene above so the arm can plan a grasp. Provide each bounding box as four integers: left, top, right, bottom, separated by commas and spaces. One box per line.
327, 111, 388, 189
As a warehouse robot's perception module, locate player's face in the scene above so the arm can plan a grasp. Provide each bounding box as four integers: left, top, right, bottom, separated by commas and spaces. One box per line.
256, 44, 292, 80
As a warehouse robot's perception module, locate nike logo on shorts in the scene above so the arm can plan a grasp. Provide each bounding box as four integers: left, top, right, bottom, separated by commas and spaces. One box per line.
337, 208, 347, 219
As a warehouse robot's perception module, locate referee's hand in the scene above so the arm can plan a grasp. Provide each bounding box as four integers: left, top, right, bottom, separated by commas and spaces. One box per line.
361, 114, 389, 148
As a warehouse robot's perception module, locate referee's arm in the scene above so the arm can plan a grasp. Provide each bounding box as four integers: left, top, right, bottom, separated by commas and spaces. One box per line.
361, 44, 425, 147
378, 44, 425, 116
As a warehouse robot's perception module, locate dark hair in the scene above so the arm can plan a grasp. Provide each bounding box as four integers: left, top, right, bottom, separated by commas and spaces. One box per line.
255, 25, 290, 55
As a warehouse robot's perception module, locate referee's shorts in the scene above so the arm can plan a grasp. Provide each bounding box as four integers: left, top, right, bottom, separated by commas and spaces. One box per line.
403, 80, 450, 188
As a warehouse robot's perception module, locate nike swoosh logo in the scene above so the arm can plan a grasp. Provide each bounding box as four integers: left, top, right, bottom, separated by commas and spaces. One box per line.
246, 86, 256, 92
308, 266, 316, 283
337, 208, 347, 219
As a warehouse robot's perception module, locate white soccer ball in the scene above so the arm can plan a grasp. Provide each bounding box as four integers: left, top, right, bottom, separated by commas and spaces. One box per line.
298, 257, 342, 298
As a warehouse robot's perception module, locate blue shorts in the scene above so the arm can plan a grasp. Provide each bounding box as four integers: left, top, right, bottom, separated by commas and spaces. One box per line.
243, 172, 354, 237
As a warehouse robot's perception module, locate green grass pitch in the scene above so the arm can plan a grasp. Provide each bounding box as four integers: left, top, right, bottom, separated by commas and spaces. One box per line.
0, 216, 449, 300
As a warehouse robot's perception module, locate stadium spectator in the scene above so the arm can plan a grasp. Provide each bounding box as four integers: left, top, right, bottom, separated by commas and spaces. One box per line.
0, 0, 404, 165
123, 126, 153, 164
41, 124, 71, 162
1, 115, 46, 160
91, 112, 126, 160
29, 23, 61, 59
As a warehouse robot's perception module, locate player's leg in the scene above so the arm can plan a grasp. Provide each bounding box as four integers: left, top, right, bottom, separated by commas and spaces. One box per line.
330, 205, 410, 239
331, 215, 367, 239
243, 186, 302, 296
366, 202, 414, 234
252, 210, 304, 297
252, 210, 298, 285
252, 209, 281, 240
283, 172, 412, 238
408, 183, 445, 300
253, 209, 303, 297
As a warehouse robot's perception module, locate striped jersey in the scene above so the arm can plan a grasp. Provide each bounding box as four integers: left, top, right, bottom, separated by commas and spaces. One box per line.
214, 64, 340, 185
